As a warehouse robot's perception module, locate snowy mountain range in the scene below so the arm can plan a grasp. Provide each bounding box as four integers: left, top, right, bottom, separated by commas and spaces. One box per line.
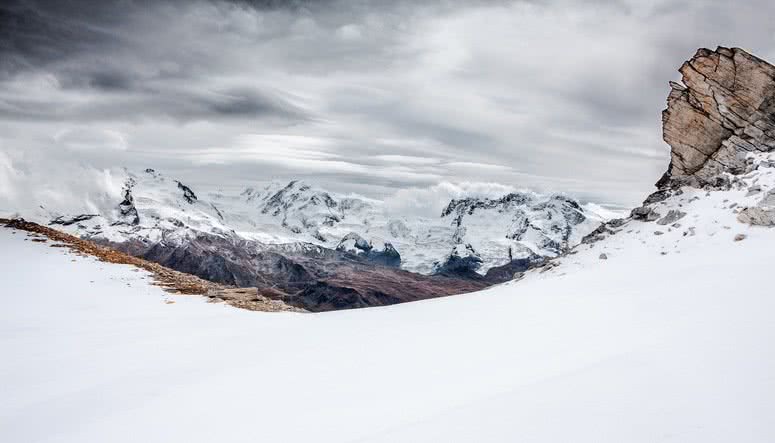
25, 168, 613, 276
6, 167, 617, 310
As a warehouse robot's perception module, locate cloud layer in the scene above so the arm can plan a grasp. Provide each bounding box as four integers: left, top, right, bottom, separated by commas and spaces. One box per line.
1, 0, 774, 207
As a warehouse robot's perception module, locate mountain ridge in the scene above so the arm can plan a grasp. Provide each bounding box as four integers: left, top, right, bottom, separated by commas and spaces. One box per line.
9, 167, 606, 311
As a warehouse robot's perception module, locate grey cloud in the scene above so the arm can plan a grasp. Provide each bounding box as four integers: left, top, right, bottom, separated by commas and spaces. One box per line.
86, 71, 136, 92
1, 0, 774, 208
0, 0, 126, 74
0, 79, 309, 123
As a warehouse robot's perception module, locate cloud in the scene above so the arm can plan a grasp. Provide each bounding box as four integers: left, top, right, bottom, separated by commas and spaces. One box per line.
54, 128, 128, 151
0, 150, 20, 205
336, 24, 362, 41
1, 0, 775, 209
0, 148, 125, 217
384, 181, 521, 218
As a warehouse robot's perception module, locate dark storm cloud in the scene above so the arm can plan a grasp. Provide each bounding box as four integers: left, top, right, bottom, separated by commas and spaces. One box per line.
0, 0, 127, 73
1, 0, 774, 209
0, 81, 308, 122
0, 0, 312, 123
87, 71, 135, 91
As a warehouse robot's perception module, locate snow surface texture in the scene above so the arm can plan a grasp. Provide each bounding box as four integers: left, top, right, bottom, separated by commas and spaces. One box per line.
2, 155, 774, 442
3, 170, 614, 275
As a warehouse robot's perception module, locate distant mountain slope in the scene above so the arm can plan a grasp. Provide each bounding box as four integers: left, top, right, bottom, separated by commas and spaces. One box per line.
3, 166, 612, 310
19, 167, 608, 274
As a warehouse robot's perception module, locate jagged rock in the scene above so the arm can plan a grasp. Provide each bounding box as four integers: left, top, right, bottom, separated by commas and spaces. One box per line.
662, 47, 775, 185
656, 210, 686, 226
746, 185, 762, 196
738, 207, 775, 226
50, 214, 99, 226
367, 243, 401, 268
608, 218, 627, 228
643, 189, 671, 204
337, 232, 371, 252
312, 230, 326, 242
117, 188, 140, 225
631, 206, 661, 222
176, 181, 198, 204
482, 256, 537, 283
434, 244, 483, 279
760, 190, 775, 207
581, 223, 615, 244
734, 233, 747, 242
599, 253, 608, 260
336, 232, 401, 268
210, 203, 224, 220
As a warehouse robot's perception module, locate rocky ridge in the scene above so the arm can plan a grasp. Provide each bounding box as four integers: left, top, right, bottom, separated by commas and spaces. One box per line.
0, 217, 301, 312
584, 46, 775, 248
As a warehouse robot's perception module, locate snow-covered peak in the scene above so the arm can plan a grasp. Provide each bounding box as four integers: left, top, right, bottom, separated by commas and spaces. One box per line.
394, 191, 603, 275
14, 169, 610, 275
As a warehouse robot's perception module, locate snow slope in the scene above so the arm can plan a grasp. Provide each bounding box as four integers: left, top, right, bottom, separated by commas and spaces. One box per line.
2, 164, 774, 442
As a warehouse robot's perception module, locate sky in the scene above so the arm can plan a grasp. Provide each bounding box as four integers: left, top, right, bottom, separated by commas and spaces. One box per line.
1, 0, 774, 213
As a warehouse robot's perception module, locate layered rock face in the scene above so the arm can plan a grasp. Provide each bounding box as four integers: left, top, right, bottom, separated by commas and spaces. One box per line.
584, 47, 775, 246
662, 46, 775, 183
656, 47, 775, 227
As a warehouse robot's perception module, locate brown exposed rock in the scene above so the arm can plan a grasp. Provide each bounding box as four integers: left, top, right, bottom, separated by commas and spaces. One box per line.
662, 47, 775, 184
97, 230, 493, 312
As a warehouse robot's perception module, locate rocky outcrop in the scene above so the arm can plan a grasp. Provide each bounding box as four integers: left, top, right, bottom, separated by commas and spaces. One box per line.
116, 188, 140, 226
738, 189, 775, 226
578, 48, 775, 249
651, 46, 775, 229
335, 232, 401, 268
662, 46, 775, 185
176, 181, 198, 204
482, 256, 543, 282
656, 209, 686, 226
738, 207, 775, 226
49, 214, 99, 226
433, 244, 484, 279
630, 205, 660, 222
